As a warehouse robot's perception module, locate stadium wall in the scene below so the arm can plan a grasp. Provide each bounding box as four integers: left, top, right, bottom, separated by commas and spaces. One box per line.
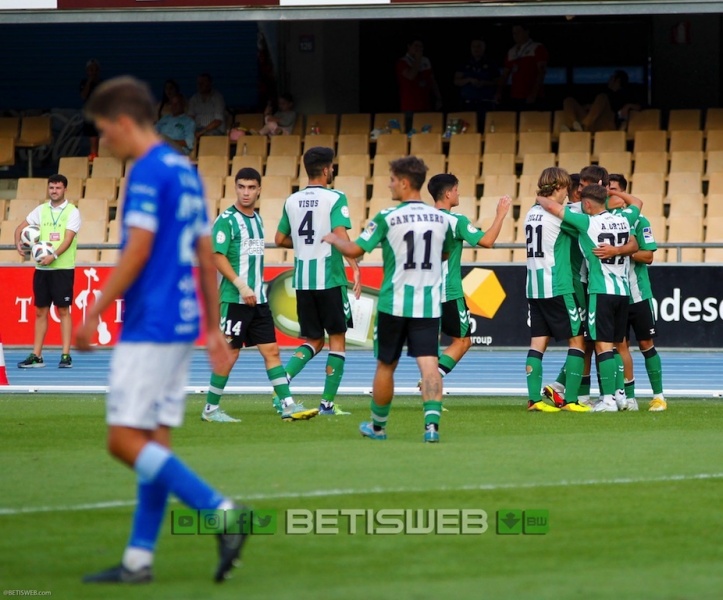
2, 264, 722, 348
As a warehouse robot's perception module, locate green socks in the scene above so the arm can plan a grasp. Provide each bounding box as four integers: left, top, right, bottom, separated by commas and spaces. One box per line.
285, 343, 316, 379
370, 400, 391, 431
642, 346, 664, 395
613, 349, 625, 394
597, 351, 617, 397
423, 401, 443, 427
267, 365, 292, 403
555, 364, 567, 387
322, 352, 345, 403
563, 348, 585, 404
206, 373, 229, 407
525, 350, 543, 402
438, 353, 457, 377
625, 378, 636, 400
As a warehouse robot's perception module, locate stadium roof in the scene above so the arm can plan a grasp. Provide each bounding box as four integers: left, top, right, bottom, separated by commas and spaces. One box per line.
2, 0, 723, 24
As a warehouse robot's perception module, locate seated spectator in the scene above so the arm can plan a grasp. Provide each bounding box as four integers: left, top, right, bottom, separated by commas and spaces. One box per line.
396, 38, 442, 129
454, 38, 500, 123
188, 72, 227, 138
496, 24, 548, 110
156, 95, 196, 155
257, 93, 297, 136
562, 70, 642, 132
156, 79, 188, 121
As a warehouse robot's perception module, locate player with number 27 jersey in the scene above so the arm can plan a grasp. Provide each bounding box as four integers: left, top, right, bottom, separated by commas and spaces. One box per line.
278, 186, 352, 290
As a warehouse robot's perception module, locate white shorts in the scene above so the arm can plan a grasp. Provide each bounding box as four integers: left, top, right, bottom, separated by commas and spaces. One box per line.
107, 342, 193, 429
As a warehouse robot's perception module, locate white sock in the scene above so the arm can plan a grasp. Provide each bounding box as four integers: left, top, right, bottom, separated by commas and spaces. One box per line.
217, 498, 234, 511
204, 404, 218, 413
281, 397, 294, 408
122, 547, 153, 571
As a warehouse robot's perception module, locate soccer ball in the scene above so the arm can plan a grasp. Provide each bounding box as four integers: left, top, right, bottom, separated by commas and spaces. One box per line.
19, 225, 40, 251
31, 242, 55, 263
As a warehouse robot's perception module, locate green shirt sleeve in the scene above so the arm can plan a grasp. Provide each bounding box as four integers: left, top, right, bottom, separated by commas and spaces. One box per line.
330, 192, 352, 230
278, 204, 291, 235
212, 214, 231, 255
355, 211, 387, 252
561, 207, 590, 232
454, 213, 485, 246
635, 214, 658, 251
619, 205, 641, 227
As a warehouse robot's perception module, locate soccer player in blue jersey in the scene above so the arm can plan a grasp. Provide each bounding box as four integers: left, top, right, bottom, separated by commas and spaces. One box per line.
75, 76, 244, 584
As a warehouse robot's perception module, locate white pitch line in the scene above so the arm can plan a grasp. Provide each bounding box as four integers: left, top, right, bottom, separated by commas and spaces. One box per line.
1, 472, 721, 517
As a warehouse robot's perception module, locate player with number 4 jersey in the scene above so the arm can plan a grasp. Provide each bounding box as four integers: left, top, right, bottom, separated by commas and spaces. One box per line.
275, 147, 361, 416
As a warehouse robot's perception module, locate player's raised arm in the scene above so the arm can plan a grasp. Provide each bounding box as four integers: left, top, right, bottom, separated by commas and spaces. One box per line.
608, 188, 643, 210
535, 193, 565, 218
332, 225, 362, 298
592, 235, 639, 260
478, 195, 512, 248
323, 231, 365, 258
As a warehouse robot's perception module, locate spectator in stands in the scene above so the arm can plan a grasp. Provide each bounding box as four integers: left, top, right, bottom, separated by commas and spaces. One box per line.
396, 38, 443, 129
188, 73, 227, 139
80, 59, 102, 159
156, 79, 188, 121
156, 94, 196, 156
496, 24, 548, 110
14, 174, 81, 370
257, 93, 297, 136
454, 38, 500, 124
562, 70, 642, 133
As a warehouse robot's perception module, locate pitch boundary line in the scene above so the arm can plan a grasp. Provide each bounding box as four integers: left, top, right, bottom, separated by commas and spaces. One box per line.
1, 472, 721, 516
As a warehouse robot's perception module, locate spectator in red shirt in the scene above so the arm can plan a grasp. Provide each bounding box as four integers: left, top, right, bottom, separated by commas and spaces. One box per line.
497, 24, 548, 110
396, 38, 442, 130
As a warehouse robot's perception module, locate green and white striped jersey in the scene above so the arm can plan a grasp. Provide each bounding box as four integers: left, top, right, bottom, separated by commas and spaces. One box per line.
440, 209, 485, 303
213, 205, 266, 304
356, 201, 453, 318
523, 204, 574, 299
611, 209, 657, 303
278, 185, 352, 290
567, 202, 588, 285
562, 205, 641, 296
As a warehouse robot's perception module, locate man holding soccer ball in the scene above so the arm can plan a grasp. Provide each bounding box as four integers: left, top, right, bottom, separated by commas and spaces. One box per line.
14, 173, 81, 369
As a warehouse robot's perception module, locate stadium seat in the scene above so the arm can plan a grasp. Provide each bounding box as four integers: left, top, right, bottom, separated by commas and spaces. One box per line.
597, 151, 632, 178
337, 133, 370, 156
480, 153, 514, 179
339, 113, 372, 135
446, 111, 478, 134
333, 175, 367, 203
448, 133, 482, 155
517, 174, 538, 198
483, 111, 516, 134
705, 194, 723, 218
58, 156, 90, 180
518, 111, 552, 133
14, 178, 47, 200
304, 114, 338, 138
706, 151, 723, 178
0, 116, 20, 140
669, 130, 704, 153
630, 172, 666, 196
409, 133, 442, 155
704, 217, 723, 262
76, 219, 109, 263
197, 136, 230, 160
481, 174, 517, 199
517, 195, 537, 219
234, 135, 268, 160
704, 107, 723, 134
667, 172, 703, 197
375, 134, 408, 157
633, 130, 667, 156
0, 137, 15, 168
415, 153, 446, 176
633, 151, 668, 174
64, 177, 84, 202
666, 216, 703, 262
0, 224, 25, 264
626, 109, 662, 140
260, 176, 292, 199
264, 247, 287, 265
455, 175, 478, 199
669, 151, 704, 174
372, 154, 400, 177
302, 134, 335, 155
521, 152, 556, 176
558, 131, 591, 154
668, 109, 701, 132
483, 132, 516, 155
234, 113, 265, 131
667, 193, 705, 218
643, 215, 666, 254
16, 116, 52, 177
370, 175, 391, 199
558, 152, 591, 174
200, 175, 224, 204
90, 156, 123, 179
412, 112, 444, 134
368, 196, 392, 217
707, 172, 723, 195
635, 193, 665, 217
269, 135, 301, 157
257, 197, 285, 219
478, 196, 502, 220
76, 198, 111, 223
265, 155, 298, 179
262, 218, 280, 244
477, 216, 513, 262
454, 196, 478, 221
7, 198, 40, 221
517, 132, 551, 162
592, 130, 626, 161
374, 113, 405, 133
297, 163, 309, 189
447, 153, 481, 179
337, 154, 370, 178
223, 176, 237, 200
197, 155, 229, 178
511, 224, 528, 263
460, 248, 476, 263
342, 195, 367, 223
230, 155, 264, 178
83, 177, 117, 202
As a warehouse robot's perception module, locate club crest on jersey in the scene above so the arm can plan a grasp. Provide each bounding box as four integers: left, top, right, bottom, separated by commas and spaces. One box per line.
467, 223, 477, 234
216, 231, 226, 244
341, 205, 350, 218
642, 226, 654, 243
360, 220, 377, 240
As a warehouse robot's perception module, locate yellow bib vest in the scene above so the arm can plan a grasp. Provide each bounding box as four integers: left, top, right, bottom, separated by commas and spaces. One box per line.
39, 202, 78, 270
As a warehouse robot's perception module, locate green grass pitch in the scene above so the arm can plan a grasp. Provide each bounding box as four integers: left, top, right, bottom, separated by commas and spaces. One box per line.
1, 394, 722, 599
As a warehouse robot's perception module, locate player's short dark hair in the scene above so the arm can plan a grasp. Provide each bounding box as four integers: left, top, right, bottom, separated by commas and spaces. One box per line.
570, 173, 580, 188
427, 173, 458, 202
390, 156, 428, 192
48, 174, 68, 187
235, 167, 261, 184
84, 76, 156, 127
579, 165, 609, 187
537, 167, 571, 197
580, 184, 608, 205
304, 146, 335, 178
612, 69, 629, 86
608, 173, 628, 191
